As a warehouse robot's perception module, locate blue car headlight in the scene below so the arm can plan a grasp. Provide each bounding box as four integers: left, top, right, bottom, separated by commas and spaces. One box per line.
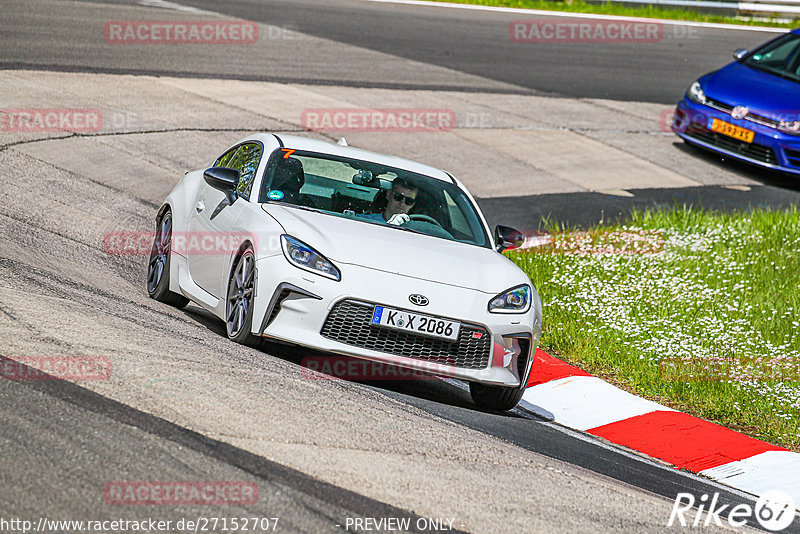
779, 120, 800, 135
687, 81, 707, 105
280, 235, 341, 281
488, 284, 531, 314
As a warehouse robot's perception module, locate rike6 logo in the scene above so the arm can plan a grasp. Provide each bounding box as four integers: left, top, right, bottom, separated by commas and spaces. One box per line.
668, 490, 796, 531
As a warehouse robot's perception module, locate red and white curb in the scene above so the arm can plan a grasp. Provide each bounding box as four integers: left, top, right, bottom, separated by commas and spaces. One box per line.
519, 350, 800, 509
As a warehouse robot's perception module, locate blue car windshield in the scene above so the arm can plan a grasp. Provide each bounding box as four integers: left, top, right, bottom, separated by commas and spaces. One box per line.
743, 33, 800, 83
258, 149, 491, 249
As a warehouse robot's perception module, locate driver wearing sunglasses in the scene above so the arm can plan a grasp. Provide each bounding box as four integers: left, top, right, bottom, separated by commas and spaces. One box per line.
361, 178, 417, 226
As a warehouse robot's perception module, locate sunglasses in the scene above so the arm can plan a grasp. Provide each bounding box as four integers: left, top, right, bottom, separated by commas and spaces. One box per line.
391, 192, 416, 206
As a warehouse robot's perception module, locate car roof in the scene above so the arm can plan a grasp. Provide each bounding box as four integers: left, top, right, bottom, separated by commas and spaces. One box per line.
247, 133, 454, 183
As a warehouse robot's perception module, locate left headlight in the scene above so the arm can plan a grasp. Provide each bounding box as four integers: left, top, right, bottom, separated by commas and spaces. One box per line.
488, 284, 531, 314
280, 235, 341, 281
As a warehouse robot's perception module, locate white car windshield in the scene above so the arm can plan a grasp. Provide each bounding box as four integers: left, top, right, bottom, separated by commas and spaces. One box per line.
257, 148, 490, 248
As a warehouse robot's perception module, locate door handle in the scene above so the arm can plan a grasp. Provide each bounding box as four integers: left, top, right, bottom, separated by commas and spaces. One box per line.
195, 201, 205, 213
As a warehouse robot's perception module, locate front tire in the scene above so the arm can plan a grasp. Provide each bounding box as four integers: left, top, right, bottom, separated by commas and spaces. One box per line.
225, 246, 258, 346
147, 210, 189, 308
469, 382, 526, 411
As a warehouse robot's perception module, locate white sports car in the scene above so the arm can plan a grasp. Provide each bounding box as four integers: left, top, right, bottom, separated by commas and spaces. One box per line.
147, 133, 542, 410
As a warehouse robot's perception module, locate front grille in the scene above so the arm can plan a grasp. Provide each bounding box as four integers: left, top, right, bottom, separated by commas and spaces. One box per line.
785, 148, 800, 168
686, 127, 778, 165
320, 300, 491, 369
705, 98, 781, 129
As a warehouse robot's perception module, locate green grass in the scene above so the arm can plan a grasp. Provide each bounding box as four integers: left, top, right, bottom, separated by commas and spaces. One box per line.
429, 0, 798, 28
508, 207, 800, 450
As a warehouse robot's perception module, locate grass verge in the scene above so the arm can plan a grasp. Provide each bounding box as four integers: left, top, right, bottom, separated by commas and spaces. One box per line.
428, 0, 798, 28
508, 207, 800, 450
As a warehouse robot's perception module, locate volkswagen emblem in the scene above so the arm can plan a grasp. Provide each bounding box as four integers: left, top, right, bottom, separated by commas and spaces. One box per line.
731, 106, 749, 120
408, 294, 429, 306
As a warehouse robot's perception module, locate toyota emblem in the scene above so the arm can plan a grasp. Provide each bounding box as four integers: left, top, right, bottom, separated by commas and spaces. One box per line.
408, 294, 429, 306
731, 106, 749, 120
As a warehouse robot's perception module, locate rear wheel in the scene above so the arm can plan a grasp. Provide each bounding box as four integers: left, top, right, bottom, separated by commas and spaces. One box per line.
226, 246, 258, 346
147, 210, 189, 308
469, 382, 526, 411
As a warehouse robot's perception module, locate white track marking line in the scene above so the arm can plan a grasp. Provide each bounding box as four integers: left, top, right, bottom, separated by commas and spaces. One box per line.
522, 375, 672, 431
365, 0, 787, 32
137, 0, 216, 15
701, 451, 800, 509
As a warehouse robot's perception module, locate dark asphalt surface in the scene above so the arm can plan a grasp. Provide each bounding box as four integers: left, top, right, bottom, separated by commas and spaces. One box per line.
1, 359, 443, 533
170, 0, 780, 103
3, 0, 800, 532
2, 0, 784, 103
371, 378, 800, 533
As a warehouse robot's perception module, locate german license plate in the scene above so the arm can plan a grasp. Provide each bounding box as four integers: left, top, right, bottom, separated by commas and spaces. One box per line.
370, 306, 460, 342
708, 118, 755, 143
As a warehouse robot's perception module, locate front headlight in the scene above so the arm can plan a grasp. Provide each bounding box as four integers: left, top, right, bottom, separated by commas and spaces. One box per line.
488, 284, 531, 314
687, 81, 707, 105
778, 120, 800, 135
280, 235, 341, 281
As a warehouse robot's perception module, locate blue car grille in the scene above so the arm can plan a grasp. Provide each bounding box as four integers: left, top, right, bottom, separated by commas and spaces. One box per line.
705, 98, 781, 129
685, 126, 778, 166
320, 299, 491, 370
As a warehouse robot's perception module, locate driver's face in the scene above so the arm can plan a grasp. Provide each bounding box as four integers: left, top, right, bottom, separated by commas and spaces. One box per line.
384, 184, 417, 217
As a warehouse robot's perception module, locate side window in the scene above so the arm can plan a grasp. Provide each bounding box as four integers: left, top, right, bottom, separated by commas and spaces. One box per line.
213, 143, 263, 200
215, 147, 238, 168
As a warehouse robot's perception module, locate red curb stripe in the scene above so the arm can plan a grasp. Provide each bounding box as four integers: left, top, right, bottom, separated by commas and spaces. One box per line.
587, 410, 787, 472
527, 349, 592, 387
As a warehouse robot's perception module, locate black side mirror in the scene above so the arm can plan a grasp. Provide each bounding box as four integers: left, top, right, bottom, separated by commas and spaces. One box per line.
495, 225, 525, 253
204, 167, 239, 205
733, 49, 748, 61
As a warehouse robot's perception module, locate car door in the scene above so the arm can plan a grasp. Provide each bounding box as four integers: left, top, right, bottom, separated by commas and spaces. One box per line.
187, 142, 263, 298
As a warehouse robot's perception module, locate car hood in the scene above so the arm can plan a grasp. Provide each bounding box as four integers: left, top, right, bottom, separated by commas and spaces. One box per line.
703, 62, 800, 118
262, 205, 527, 294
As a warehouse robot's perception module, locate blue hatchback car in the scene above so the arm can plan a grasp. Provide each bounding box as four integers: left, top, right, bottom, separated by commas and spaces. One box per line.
672, 29, 800, 175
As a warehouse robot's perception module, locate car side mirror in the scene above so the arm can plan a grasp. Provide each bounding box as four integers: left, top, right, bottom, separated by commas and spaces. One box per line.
495, 225, 525, 253
204, 167, 239, 205
733, 49, 748, 61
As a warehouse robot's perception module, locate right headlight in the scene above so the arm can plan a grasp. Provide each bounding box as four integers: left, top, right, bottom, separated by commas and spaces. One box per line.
280, 235, 341, 281
488, 284, 531, 314
778, 120, 800, 135
687, 81, 707, 105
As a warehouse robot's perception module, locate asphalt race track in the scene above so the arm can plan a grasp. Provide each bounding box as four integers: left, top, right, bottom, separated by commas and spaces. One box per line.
1, 0, 798, 532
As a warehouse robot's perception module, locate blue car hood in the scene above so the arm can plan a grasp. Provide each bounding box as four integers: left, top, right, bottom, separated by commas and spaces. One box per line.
703, 62, 800, 119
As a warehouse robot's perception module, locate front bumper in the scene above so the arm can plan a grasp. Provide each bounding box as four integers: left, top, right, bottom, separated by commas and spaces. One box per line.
671, 98, 800, 176
252, 255, 542, 388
